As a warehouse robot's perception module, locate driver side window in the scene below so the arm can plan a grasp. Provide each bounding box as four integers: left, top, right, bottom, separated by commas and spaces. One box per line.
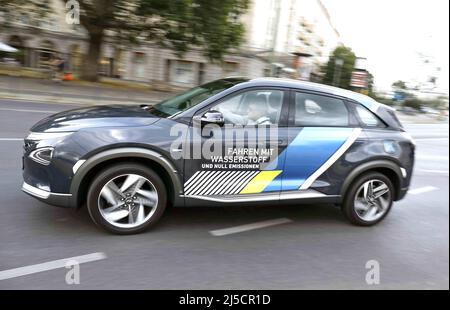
213, 89, 284, 126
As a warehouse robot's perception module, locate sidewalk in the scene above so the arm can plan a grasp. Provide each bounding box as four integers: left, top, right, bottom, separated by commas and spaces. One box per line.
0, 75, 176, 105
1, 75, 448, 126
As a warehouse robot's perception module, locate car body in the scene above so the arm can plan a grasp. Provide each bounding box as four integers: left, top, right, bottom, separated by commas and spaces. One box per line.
22, 77, 415, 234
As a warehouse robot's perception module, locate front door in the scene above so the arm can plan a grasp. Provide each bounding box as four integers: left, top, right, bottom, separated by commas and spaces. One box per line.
183, 88, 289, 205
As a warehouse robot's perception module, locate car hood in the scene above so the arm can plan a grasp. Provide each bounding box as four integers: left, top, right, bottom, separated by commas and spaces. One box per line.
30, 105, 160, 133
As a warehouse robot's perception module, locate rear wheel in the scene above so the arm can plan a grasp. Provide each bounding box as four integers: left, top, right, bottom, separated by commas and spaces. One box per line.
87, 163, 167, 234
342, 172, 394, 226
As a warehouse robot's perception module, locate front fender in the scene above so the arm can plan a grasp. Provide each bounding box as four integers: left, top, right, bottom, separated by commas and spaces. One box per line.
69, 147, 183, 207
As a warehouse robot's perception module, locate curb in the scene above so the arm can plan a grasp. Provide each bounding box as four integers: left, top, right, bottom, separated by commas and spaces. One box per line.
0, 92, 158, 106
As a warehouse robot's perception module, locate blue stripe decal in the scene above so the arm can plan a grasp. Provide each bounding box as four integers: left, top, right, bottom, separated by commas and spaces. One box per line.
271, 127, 353, 192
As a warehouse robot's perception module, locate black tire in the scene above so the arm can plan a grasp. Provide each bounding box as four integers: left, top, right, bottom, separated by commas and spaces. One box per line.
341, 172, 394, 226
87, 163, 167, 234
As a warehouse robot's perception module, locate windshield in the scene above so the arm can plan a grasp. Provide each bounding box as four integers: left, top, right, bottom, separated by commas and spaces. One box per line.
146, 78, 247, 117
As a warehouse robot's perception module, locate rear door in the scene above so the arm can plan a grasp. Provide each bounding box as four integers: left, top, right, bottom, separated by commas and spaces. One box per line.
281, 90, 362, 194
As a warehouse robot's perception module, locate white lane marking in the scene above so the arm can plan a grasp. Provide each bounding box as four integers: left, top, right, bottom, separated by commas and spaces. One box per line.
0, 138, 23, 141
408, 186, 439, 195
416, 155, 449, 161
0, 252, 107, 281
0, 107, 58, 113
417, 169, 449, 174
414, 137, 449, 141
210, 218, 293, 236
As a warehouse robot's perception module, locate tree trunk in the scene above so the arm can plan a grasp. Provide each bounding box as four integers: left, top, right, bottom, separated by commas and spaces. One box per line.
81, 32, 103, 82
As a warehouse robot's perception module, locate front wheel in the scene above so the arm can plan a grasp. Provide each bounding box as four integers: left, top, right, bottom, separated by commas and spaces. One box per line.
87, 163, 167, 234
342, 172, 394, 226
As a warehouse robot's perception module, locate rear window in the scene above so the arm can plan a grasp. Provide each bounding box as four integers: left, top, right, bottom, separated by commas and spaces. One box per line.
386, 109, 404, 129
355, 105, 384, 127
294, 92, 349, 126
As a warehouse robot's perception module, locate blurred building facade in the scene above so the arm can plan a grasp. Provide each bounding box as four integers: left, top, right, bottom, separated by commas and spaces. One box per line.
0, 0, 340, 87
242, 0, 341, 80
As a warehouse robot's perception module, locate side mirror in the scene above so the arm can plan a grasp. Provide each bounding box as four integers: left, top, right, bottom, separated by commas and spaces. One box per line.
198, 110, 225, 127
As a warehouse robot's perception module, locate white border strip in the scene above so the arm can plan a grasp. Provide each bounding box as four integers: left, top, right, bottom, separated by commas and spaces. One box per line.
299, 128, 362, 190
0, 252, 107, 281
210, 218, 293, 236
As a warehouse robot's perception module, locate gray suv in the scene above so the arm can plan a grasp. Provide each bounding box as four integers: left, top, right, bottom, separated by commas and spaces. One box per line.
22, 78, 415, 234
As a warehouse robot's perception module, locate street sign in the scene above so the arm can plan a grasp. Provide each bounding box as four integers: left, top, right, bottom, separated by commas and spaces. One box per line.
350, 70, 367, 88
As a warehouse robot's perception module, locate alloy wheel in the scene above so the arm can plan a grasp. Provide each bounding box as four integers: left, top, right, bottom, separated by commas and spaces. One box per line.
354, 179, 392, 222
98, 174, 158, 228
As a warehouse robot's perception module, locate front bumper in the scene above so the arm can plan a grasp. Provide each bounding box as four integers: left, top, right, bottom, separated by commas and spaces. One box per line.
22, 182, 73, 208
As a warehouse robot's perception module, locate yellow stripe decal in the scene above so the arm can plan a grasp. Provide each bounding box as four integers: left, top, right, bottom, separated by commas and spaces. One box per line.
239, 170, 282, 194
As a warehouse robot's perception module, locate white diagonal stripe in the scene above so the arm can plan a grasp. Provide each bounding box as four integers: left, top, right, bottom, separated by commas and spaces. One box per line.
218, 171, 247, 195
408, 186, 439, 195
184, 171, 210, 193
210, 170, 241, 195
186, 171, 218, 196
233, 171, 260, 194
214, 171, 242, 195
0, 138, 23, 141
195, 171, 226, 196
0, 252, 106, 281
210, 218, 293, 236
184, 170, 207, 191
299, 128, 362, 190
203, 171, 231, 196
184, 171, 202, 188
226, 171, 252, 195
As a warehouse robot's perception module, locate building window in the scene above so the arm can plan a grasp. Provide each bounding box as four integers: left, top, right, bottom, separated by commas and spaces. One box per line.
170, 60, 195, 85
223, 61, 239, 77
133, 52, 146, 78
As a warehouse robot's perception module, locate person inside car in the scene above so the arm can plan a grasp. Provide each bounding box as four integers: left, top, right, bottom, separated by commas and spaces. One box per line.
219, 94, 272, 125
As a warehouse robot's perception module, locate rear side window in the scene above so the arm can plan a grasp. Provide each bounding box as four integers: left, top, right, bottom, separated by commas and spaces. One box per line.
294, 92, 349, 126
354, 104, 385, 127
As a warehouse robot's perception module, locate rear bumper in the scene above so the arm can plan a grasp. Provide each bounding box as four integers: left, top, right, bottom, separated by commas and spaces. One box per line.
22, 182, 73, 208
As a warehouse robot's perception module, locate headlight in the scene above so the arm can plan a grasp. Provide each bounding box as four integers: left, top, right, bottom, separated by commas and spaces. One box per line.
25, 132, 73, 165
26, 132, 73, 141
29, 147, 54, 165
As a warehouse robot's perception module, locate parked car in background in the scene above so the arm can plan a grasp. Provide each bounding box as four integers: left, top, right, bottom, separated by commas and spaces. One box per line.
420, 106, 441, 115
398, 106, 418, 115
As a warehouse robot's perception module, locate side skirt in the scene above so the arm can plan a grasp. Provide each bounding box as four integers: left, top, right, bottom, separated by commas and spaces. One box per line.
181, 190, 341, 207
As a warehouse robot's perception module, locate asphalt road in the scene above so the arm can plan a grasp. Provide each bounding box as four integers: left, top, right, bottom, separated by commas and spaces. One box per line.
0, 99, 448, 289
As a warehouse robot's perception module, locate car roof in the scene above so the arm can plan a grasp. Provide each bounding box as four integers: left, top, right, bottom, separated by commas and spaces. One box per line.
235, 77, 380, 112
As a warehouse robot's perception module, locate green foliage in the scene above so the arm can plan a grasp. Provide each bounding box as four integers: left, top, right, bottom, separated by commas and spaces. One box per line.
137, 0, 248, 60
392, 80, 407, 90
2, 0, 249, 80
321, 46, 356, 89
402, 97, 448, 110
403, 98, 423, 110
0, 0, 51, 31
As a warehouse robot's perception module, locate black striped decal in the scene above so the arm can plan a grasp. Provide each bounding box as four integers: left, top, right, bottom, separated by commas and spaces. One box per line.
184, 170, 259, 196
